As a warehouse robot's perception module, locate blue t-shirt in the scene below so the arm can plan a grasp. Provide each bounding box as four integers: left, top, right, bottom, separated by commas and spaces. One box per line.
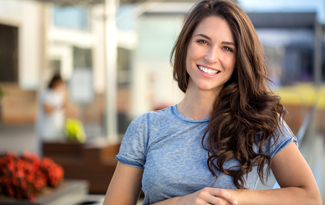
116, 104, 297, 205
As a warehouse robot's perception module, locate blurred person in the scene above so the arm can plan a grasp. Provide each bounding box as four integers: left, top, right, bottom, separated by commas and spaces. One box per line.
104, 0, 322, 205
36, 74, 66, 155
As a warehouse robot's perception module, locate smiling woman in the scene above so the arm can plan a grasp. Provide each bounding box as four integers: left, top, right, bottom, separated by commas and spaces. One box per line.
185, 16, 236, 93
103, 0, 322, 205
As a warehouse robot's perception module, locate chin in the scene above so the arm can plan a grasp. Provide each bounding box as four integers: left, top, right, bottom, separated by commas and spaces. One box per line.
198, 86, 220, 92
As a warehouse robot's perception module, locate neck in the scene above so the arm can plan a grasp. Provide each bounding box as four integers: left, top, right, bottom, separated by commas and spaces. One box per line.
177, 85, 221, 120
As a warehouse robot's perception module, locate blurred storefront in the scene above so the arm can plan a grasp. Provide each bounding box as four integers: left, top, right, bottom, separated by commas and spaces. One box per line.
0, 0, 135, 135
0, 0, 324, 198
0, 0, 324, 134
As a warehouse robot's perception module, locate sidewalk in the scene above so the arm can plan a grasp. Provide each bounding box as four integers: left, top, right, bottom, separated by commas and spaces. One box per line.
0, 124, 36, 154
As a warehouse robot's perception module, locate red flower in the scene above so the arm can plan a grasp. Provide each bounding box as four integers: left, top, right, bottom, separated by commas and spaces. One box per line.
0, 152, 64, 201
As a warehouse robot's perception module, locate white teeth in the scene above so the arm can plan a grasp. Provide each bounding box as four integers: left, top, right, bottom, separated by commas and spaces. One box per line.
198, 66, 219, 75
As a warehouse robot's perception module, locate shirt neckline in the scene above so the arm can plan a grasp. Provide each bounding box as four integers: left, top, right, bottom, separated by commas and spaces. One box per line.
171, 104, 210, 123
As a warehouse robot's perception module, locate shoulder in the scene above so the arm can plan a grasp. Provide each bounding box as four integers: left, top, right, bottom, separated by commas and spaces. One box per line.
261, 118, 297, 158
130, 105, 175, 128
117, 106, 176, 165
277, 118, 298, 147
278, 118, 295, 139
272, 116, 297, 145
39, 89, 50, 101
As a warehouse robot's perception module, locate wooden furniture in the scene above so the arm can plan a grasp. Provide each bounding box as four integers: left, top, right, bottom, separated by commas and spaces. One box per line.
42, 139, 120, 194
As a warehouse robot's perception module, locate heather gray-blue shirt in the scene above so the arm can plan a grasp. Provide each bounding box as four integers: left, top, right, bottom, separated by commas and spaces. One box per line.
116, 104, 297, 205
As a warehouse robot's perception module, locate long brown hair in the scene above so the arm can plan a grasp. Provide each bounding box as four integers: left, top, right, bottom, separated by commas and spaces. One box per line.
171, 0, 287, 189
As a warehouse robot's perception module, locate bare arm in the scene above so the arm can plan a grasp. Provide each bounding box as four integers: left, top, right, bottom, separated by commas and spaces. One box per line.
153, 188, 237, 205
226, 141, 322, 205
43, 103, 55, 114
43, 99, 66, 114
103, 162, 143, 205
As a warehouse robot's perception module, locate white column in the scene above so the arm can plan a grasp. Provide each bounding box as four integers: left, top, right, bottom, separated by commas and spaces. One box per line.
104, 0, 119, 142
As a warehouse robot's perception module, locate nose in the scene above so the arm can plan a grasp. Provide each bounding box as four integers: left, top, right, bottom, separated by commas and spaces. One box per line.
203, 47, 219, 63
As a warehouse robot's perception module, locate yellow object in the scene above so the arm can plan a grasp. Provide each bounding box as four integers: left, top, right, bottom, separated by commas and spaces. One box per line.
64, 118, 86, 143
276, 83, 325, 108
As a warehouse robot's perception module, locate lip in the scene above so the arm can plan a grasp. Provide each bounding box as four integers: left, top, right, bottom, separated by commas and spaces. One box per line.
197, 64, 220, 78
197, 64, 220, 72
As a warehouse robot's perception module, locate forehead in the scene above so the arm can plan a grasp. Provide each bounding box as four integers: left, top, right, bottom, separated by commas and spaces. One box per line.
192, 16, 234, 42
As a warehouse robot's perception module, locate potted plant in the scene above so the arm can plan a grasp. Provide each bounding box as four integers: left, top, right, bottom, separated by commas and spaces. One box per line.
0, 151, 64, 201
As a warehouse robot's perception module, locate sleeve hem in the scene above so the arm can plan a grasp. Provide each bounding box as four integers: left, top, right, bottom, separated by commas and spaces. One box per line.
270, 137, 296, 158
116, 155, 144, 168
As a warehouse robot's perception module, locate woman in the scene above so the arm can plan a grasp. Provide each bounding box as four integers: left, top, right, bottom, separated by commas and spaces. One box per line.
104, 0, 322, 204
36, 74, 66, 155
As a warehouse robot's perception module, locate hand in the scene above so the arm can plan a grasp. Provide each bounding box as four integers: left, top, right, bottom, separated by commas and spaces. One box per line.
177, 187, 238, 205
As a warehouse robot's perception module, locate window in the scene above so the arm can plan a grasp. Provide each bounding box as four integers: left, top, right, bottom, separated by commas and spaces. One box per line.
73, 46, 92, 69
0, 24, 18, 82
53, 5, 89, 31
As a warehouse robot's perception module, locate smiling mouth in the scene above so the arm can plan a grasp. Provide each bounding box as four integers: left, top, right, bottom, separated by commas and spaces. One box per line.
198, 65, 220, 75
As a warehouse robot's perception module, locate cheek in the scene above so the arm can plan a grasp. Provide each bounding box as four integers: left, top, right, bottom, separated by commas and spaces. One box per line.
185, 55, 190, 72
185, 46, 194, 69
225, 56, 236, 71
228, 64, 236, 80
186, 47, 193, 62
186, 42, 201, 61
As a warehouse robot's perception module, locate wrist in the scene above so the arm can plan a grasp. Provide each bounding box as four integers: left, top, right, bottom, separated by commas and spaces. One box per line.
152, 196, 182, 205
172, 196, 183, 205
225, 189, 243, 205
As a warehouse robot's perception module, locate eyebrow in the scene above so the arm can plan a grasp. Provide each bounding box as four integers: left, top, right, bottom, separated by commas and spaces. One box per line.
222, 41, 236, 46
195, 34, 212, 41
194, 34, 236, 46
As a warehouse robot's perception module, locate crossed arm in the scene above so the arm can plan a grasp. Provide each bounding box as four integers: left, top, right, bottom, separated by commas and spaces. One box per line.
103, 142, 322, 205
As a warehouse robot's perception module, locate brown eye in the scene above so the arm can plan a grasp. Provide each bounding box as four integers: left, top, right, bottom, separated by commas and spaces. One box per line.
223, 47, 233, 52
197, 39, 208, 45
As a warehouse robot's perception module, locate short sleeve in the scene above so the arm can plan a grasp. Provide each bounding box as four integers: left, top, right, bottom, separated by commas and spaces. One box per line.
42, 90, 62, 107
116, 113, 149, 168
44, 92, 53, 104
262, 120, 298, 158
40, 90, 49, 105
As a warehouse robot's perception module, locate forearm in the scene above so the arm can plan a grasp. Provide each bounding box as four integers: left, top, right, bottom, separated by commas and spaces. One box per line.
152, 197, 181, 205
44, 104, 55, 114
152, 187, 236, 205
227, 187, 322, 205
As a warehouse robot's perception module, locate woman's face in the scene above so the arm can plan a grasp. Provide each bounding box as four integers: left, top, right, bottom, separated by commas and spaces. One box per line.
186, 16, 236, 93
52, 81, 64, 91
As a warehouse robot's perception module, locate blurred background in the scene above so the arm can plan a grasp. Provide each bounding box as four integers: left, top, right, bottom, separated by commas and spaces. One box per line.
0, 0, 324, 204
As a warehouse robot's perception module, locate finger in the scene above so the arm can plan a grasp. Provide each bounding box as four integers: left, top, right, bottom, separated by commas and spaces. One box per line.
209, 188, 238, 205
198, 189, 226, 205
204, 196, 226, 205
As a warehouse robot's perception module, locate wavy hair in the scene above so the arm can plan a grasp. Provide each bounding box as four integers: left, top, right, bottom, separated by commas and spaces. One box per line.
171, 0, 287, 189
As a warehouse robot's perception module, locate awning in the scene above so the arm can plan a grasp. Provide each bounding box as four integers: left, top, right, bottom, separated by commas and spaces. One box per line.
36, 0, 238, 6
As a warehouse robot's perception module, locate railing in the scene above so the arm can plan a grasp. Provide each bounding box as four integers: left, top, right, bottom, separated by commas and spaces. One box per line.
256, 89, 324, 200
272, 98, 319, 189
